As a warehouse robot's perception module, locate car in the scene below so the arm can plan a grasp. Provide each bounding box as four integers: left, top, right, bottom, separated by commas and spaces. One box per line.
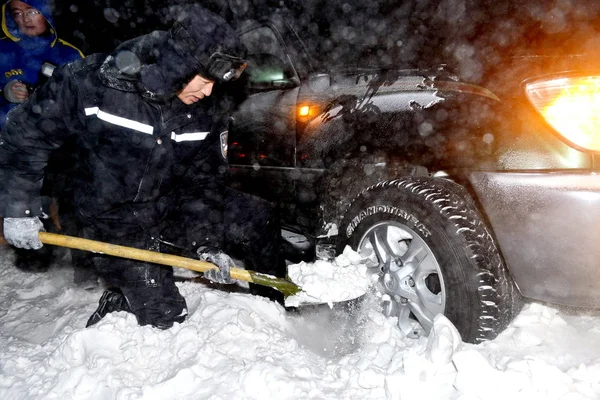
225, 2, 600, 344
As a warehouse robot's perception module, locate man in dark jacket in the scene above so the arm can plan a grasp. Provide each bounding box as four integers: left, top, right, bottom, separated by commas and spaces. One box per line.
0, 5, 287, 329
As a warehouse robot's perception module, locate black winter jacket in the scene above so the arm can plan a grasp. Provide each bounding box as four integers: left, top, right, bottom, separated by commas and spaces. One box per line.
0, 33, 231, 249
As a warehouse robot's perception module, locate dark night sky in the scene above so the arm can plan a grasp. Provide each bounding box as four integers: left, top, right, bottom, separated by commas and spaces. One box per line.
51, 0, 600, 75
52, 0, 277, 54
52, 0, 189, 54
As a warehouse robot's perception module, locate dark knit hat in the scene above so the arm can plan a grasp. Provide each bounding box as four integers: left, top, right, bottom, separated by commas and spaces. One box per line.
140, 5, 246, 98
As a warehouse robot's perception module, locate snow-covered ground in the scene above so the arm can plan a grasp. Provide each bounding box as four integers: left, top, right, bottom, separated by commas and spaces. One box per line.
2, 246, 600, 400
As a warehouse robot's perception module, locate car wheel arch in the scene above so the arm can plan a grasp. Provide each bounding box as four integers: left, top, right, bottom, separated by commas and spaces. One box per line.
313, 156, 429, 237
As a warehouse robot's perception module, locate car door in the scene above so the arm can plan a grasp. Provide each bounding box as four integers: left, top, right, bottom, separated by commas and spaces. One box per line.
228, 21, 300, 203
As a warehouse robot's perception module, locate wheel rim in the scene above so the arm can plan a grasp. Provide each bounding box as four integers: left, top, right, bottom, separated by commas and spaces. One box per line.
357, 221, 445, 337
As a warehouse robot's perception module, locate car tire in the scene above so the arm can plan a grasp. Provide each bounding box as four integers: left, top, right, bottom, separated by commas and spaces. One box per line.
338, 177, 522, 343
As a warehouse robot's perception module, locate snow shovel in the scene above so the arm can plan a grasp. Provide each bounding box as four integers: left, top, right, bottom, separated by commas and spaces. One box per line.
37, 231, 304, 298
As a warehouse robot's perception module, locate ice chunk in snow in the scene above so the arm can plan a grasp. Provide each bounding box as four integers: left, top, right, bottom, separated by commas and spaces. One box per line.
425, 314, 462, 365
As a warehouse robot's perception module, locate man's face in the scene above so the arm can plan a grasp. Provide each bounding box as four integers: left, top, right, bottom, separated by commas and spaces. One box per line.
9, 0, 47, 37
177, 75, 215, 105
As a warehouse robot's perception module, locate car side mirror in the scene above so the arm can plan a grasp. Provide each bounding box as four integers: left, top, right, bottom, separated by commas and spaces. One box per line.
244, 53, 299, 90
308, 73, 331, 92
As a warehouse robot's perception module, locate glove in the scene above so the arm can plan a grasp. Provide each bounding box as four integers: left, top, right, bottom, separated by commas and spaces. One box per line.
3, 217, 44, 249
197, 246, 235, 284
3, 80, 30, 103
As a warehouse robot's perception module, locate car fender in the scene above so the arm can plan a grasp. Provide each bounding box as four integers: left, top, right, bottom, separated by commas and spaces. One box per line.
297, 77, 503, 172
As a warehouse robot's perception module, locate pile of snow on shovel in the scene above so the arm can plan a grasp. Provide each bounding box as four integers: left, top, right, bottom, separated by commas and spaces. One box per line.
285, 246, 373, 307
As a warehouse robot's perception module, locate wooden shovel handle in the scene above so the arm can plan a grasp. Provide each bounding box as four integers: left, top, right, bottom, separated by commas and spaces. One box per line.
38, 232, 301, 297
39, 232, 253, 281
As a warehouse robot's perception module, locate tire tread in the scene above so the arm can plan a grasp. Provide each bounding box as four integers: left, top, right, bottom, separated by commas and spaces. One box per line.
345, 177, 522, 342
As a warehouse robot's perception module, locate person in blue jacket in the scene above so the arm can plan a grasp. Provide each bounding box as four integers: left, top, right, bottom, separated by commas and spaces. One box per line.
0, 0, 84, 128
0, 0, 85, 277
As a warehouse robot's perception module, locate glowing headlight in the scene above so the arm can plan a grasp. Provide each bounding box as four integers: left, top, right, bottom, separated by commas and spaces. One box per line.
525, 75, 600, 152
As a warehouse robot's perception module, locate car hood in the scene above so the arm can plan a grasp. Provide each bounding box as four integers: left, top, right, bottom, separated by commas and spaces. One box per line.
483, 52, 600, 98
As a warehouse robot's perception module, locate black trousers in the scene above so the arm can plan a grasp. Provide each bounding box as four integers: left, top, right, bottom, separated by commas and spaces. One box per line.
77, 187, 286, 328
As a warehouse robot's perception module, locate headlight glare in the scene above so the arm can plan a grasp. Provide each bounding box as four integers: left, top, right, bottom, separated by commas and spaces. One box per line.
525, 76, 600, 152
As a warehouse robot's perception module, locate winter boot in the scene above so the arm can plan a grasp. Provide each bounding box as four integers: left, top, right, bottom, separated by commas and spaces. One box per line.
86, 288, 132, 327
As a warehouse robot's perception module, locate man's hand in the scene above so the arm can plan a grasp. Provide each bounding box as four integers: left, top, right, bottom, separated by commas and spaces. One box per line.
3, 81, 30, 103
3, 217, 44, 249
197, 246, 235, 284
